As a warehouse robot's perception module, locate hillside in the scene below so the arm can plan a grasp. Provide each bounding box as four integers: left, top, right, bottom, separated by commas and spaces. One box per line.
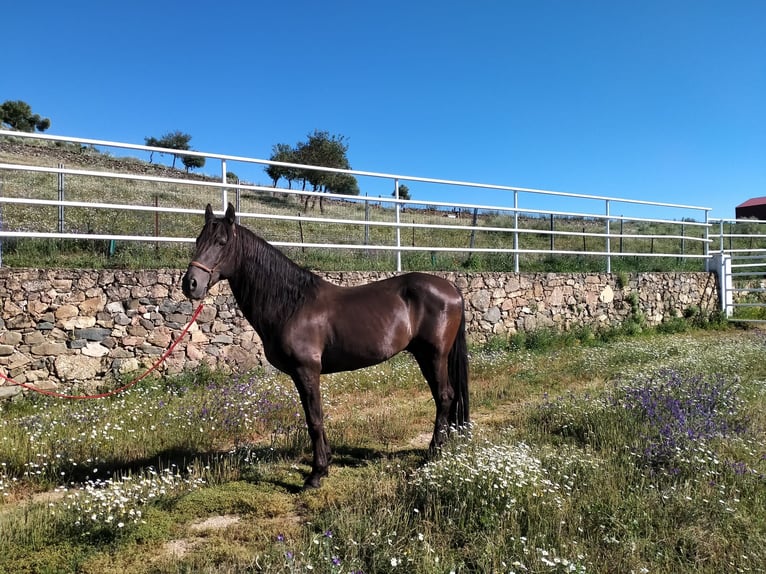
0, 138, 714, 273
0, 138, 215, 181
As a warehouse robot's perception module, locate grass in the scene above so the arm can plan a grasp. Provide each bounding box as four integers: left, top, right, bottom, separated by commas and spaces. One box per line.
2, 325, 766, 573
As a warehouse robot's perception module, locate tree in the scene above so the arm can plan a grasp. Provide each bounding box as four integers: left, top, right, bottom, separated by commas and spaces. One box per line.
265, 143, 300, 188
144, 131, 193, 168
393, 183, 411, 200
182, 155, 205, 172
293, 130, 357, 212
0, 100, 50, 132
327, 173, 360, 196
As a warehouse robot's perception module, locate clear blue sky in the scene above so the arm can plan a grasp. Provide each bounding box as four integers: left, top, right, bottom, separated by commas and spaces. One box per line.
3, 1, 764, 219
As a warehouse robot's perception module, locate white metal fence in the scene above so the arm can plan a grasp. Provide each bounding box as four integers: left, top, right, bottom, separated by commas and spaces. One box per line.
0, 130, 722, 275
708, 219, 766, 322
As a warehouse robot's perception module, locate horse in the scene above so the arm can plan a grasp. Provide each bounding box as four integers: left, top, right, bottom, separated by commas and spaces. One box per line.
182, 203, 469, 488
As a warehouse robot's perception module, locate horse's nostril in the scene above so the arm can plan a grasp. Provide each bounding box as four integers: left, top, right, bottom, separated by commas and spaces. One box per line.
190, 277, 197, 291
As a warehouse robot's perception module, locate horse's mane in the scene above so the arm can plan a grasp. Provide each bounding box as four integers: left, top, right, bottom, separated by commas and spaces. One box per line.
227, 224, 322, 332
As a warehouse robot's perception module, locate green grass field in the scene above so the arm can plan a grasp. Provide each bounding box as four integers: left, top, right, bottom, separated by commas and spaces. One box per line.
1, 326, 765, 573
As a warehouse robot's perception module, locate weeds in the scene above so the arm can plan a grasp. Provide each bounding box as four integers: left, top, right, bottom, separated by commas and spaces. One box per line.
1, 330, 766, 573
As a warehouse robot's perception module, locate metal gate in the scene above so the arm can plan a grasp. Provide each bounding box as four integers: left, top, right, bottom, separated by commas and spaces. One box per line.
714, 250, 766, 324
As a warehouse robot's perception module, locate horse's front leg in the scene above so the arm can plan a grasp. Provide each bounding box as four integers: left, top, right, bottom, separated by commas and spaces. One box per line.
291, 366, 331, 489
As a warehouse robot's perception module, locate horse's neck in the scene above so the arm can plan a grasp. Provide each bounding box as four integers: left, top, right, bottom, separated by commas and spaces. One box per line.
228, 233, 319, 336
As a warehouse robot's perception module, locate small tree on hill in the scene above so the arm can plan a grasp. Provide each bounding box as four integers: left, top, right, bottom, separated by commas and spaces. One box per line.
265, 143, 301, 188
145, 131, 193, 168
0, 100, 50, 132
393, 183, 411, 200
295, 130, 357, 212
182, 155, 206, 172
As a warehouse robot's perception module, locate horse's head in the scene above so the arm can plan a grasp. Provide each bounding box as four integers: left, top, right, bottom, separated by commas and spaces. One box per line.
182, 203, 238, 300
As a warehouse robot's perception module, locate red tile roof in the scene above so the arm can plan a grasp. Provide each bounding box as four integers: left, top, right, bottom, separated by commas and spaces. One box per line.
737, 197, 766, 208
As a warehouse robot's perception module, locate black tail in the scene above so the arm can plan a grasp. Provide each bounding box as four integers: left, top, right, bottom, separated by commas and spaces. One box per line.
448, 310, 470, 428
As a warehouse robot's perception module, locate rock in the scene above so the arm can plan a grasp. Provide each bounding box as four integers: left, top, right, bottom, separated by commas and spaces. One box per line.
113, 357, 140, 374
483, 307, 502, 324
55, 355, 101, 381
24, 331, 46, 345
82, 343, 110, 358
471, 290, 491, 311
61, 316, 97, 330
30, 342, 67, 356
0, 385, 22, 399
0, 332, 22, 345
74, 327, 112, 341
106, 301, 126, 314
55, 304, 80, 320
81, 295, 107, 315
599, 285, 614, 304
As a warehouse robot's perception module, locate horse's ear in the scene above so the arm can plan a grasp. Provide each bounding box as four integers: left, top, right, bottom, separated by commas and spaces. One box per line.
225, 203, 236, 225
205, 204, 214, 223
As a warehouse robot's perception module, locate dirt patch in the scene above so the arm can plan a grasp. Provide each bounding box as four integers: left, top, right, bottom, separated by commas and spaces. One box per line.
162, 537, 204, 559
159, 515, 242, 560
188, 514, 242, 532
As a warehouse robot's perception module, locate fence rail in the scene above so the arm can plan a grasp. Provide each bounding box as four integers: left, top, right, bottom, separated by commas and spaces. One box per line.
0, 130, 725, 276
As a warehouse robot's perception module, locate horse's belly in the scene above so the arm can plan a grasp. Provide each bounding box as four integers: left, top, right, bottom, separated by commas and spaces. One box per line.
320, 348, 392, 374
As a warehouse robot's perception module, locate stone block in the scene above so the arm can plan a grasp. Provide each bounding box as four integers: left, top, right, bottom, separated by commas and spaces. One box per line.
55, 355, 101, 381
74, 327, 112, 342
30, 342, 67, 356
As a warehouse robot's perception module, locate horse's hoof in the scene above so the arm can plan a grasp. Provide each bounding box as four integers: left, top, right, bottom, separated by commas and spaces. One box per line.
303, 469, 328, 490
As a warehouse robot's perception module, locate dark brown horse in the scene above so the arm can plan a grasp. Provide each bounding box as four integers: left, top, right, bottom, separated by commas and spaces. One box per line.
182, 203, 469, 488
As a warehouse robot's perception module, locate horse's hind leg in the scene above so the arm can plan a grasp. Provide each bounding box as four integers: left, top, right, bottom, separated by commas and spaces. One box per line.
413, 348, 454, 452
291, 367, 331, 489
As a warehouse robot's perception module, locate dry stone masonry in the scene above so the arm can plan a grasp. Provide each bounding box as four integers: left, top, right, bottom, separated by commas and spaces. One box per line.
0, 268, 719, 396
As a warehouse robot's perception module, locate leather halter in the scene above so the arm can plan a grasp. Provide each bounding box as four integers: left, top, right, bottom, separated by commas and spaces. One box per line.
189, 259, 216, 274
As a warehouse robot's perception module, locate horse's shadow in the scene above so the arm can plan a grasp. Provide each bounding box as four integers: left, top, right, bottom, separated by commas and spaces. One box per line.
59, 442, 431, 496
242, 443, 431, 493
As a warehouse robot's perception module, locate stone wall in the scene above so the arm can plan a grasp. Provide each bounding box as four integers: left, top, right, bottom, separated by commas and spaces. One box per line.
0, 268, 719, 397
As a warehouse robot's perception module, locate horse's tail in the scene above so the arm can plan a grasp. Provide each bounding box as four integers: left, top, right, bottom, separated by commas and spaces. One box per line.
448, 307, 470, 428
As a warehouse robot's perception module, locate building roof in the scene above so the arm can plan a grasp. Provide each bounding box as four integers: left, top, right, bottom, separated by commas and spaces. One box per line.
736, 197, 766, 209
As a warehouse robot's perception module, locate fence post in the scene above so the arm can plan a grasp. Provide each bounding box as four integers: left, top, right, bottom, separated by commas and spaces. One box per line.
221, 159, 228, 212
549, 213, 554, 251
0, 180, 3, 268
513, 190, 519, 272
394, 179, 402, 272
235, 188, 241, 225
711, 252, 733, 316
619, 217, 624, 253
605, 199, 611, 273
364, 194, 370, 246
469, 207, 478, 251
58, 163, 64, 233
680, 222, 685, 261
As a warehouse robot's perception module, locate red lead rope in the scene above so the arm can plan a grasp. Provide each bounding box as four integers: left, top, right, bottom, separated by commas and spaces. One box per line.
0, 303, 205, 400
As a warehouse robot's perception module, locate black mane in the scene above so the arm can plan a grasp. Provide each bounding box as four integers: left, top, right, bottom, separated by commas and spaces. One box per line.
227, 224, 322, 334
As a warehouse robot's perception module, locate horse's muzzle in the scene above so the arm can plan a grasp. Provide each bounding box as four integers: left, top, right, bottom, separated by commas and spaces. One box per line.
182, 267, 208, 300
